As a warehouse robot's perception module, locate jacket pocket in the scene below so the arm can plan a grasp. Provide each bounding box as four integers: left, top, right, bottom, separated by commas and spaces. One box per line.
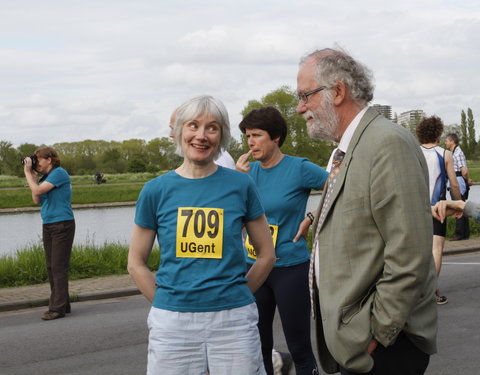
341, 285, 376, 325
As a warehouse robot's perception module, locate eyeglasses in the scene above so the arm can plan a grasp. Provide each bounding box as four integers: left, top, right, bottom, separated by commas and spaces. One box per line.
297, 86, 328, 104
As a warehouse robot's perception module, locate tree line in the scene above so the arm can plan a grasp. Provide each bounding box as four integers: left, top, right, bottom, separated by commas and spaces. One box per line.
0, 87, 334, 177
0, 86, 476, 176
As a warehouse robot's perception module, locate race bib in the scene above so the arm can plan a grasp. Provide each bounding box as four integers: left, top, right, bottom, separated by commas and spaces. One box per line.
245, 224, 278, 259
176, 207, 224, 259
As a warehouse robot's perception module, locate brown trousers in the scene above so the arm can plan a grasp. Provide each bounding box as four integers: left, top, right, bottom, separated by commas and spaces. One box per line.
43, 220, 75, 314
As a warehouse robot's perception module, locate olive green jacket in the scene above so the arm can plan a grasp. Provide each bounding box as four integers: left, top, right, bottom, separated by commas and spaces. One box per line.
312, 107, 437, 373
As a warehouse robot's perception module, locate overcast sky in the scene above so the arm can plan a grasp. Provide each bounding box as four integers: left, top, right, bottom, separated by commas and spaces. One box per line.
1, 0, 480, 147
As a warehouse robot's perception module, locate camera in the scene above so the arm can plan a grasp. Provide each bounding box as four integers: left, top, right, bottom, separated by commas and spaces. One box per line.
21, 155, 39, 171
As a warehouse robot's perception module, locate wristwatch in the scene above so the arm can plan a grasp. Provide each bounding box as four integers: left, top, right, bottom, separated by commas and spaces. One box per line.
306, 212, 314, 224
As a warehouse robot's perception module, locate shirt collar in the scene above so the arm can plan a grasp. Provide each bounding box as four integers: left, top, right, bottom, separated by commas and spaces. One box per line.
327, 106, 368, 171
337, 106, 368, 153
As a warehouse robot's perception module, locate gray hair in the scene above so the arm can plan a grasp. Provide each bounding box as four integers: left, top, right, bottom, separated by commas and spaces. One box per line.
174, 95, 231, 160
300, 48, 374, 107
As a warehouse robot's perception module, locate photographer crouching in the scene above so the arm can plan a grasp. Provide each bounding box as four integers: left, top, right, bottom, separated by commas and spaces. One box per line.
22, 146, 75, 320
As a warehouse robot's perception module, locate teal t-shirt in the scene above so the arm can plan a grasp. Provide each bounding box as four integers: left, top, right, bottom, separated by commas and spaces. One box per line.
40, 167, 74, 224
134, 166, 265, 312
246, 155, 328, 267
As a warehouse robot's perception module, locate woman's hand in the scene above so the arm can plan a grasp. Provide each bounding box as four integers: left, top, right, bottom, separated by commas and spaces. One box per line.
23, 157, 37, 177
128, 225, 157, 302
244, 215, 276, 293
235, 150, 253, 173
293, 217, 312, 242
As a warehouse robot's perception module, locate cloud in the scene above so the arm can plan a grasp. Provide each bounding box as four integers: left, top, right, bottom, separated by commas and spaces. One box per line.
1, 0, 480, 147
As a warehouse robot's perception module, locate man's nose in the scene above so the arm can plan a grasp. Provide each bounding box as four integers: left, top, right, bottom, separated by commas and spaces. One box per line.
296, 100, 306, 114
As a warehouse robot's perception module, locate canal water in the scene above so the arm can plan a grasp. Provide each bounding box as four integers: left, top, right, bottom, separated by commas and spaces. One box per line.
1, 187, 478, 257
0, 195, 323, 257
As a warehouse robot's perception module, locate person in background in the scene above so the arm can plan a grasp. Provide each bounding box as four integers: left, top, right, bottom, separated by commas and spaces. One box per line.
432, 199, 480, 223
297, 47, 437, 374
128, 95, 276, 374
236, 106, 328, 375
445, 133, 472, 240
416, 116, 461, 305
23, 146, 75, 320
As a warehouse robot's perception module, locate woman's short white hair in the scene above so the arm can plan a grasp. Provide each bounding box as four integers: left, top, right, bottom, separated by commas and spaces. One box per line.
174, 95, 231, 160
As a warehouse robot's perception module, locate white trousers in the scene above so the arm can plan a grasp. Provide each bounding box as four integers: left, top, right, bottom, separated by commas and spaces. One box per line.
147, 303, 266, 375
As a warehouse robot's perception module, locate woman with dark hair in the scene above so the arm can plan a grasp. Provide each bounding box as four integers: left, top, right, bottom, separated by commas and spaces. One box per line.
23, 146, 75, 320
128, 95, 276, 374
236, 106, 328, 375
416, 115, 461, 305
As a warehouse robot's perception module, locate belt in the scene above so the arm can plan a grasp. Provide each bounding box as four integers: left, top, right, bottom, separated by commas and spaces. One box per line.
455, 171, 463, 177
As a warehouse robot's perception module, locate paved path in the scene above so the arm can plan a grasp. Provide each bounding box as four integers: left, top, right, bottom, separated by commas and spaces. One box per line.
1, 238, 479, 313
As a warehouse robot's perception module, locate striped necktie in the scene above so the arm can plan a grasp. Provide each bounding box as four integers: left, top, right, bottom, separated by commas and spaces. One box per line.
308, 148, 345, 318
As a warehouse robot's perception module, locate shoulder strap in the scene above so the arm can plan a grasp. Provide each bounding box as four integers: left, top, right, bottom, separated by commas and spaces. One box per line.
431, 150, 447, 204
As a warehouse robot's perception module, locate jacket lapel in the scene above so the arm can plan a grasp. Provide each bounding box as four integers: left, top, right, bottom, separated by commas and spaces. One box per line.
314, 107, 380, 234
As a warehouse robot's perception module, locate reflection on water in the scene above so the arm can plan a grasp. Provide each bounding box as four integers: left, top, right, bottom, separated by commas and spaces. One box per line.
1, 186, 479, 257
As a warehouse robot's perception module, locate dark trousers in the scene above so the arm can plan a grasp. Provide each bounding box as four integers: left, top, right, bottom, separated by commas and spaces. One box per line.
339, 332, 430, 375
43, 220, 75, 314
455, 192, 470, 239
253, 261, 318, 375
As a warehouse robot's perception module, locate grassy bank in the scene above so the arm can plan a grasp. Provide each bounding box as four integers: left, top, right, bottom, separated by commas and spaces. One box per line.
0, 172, 170, 209
0, 183, 144, 209
0, 172, 162, 188
0, 243, 160, 288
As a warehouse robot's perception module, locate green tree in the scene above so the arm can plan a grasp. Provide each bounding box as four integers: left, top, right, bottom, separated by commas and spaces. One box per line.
99, 148, 126, 173
0, 140, 19, 175
127, 156, 148, 173
467, 108, 476, 158
240, 86, 333, 167
145, 137, 175, 171
227, 137, 244, 162
17, 143, 38, 158
460, 110, 468, 156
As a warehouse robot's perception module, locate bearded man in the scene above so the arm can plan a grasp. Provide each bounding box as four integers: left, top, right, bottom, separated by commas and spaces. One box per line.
296, 48, 437, 375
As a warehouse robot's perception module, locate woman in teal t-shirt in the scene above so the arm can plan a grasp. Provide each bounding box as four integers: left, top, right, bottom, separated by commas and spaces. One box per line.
23, 146, 75, 321
128, 95, 276, 375
236, 106, 328, 375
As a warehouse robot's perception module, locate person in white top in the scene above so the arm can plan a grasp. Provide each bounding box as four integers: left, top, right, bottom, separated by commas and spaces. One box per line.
416, 116, 460, 305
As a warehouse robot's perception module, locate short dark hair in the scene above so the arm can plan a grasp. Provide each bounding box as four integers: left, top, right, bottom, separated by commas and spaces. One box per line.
35, 146, 61, 168
238, 106, 288, 147
416, 116, 444, 144
445, 133, 459, 145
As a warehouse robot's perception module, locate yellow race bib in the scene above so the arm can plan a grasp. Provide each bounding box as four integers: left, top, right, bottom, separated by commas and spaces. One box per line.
176, 207, 224, 259
245, 224, 278, 259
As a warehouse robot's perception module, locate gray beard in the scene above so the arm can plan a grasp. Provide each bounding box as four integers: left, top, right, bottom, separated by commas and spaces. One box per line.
305, 106, 340, 142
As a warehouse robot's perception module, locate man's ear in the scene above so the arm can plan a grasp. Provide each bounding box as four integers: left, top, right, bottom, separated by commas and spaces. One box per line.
333, 81, 347, 106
